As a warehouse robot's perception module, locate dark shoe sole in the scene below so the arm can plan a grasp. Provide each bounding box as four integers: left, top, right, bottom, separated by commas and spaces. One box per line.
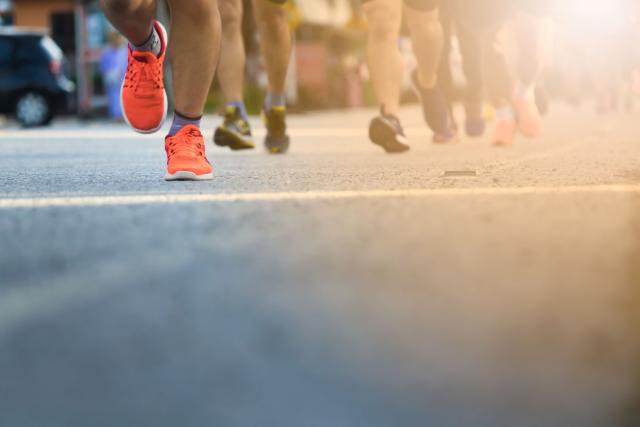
369, 117, 409, 154
214, 128, 255, 151
265, 135, 290, 154
433, 131, 459, 144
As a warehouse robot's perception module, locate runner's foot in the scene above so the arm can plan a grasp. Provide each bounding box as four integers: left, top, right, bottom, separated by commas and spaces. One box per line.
121, 20, 168, 134
165, 125, 213, 181
263, 106, 290, 154
410, 70, 456, 143
369, 107, 410, 154
513, 85, 541, 138
214, 106, 255, 150
492, 109, 517, 147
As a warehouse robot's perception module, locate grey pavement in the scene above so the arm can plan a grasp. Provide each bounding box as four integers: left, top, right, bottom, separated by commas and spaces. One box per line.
0, 106, 639, 427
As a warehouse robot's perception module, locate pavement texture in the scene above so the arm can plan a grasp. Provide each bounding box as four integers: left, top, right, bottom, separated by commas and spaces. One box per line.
1, 105, 640, 427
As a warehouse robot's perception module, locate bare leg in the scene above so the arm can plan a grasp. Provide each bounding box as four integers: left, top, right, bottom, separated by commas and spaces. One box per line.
251, 0, 292, 153
218, 0, 246, 104
212, 0, 255, 151
252, 0, 292, 96
484, 25, 518, 145
514, 10, 553, 89
404, 3, 454, 140
484, 25, 513, 108
404, 5, 443, 89
362, 0, 403, 116
167, 0, 221, 117
99, 0, 157, 45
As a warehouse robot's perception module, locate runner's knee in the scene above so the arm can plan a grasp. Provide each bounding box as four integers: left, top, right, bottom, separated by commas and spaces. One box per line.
362, 1, 401, 43
172, 0, 217, 23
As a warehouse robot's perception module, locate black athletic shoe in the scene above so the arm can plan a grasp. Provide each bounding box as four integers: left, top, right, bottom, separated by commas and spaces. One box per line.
411, 70, 456, 143
263, 106, 290, 154
369, 108, 410, 154
213, 106, 255, 150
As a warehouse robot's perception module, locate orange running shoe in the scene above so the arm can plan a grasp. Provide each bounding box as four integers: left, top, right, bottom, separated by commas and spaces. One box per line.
164, 125, 213, 181
121, 21, 168, 134
492, 117, 517, 147
513, 87, 541, 138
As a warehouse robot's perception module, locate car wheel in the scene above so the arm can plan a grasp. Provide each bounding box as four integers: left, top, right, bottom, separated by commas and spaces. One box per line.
15, 91, 52, 127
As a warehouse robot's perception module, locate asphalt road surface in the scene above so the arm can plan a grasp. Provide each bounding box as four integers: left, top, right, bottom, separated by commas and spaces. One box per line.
1, 106, 639, 427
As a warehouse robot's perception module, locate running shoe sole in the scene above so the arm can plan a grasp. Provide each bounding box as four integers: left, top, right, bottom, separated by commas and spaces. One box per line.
165, 171, 214, 181
214, 127, 255, 150
433, 133, 459, 144
120, 21, 169, 135
265, 136, 290, 154
493, 141, 512, 147
369, 117, 409, 153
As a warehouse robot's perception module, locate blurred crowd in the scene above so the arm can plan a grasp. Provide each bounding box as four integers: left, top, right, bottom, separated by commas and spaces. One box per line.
310, 0, 639, 150
79, 0, 640, 182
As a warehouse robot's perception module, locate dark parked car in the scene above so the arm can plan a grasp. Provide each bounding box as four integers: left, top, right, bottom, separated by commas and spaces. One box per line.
0, 28, 75, 126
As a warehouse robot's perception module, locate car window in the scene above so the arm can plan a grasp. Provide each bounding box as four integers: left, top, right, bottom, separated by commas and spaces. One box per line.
0, 38, 13, 67
15, 37, 42, 62
13, 37, 34, 62
15, 36, 63, 64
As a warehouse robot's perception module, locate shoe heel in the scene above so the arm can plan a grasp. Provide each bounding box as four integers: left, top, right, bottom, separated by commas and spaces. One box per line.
213, 129, 230, 147
369, 118, 394, 146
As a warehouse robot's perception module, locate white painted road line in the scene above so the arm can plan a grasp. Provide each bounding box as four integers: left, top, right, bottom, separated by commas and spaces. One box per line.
1, 185, 640, 210
1, 183, 638, 334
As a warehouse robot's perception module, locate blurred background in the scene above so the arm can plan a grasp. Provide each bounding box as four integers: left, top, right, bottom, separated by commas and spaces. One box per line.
0, 0, 372, 125
0, 0, 637, 126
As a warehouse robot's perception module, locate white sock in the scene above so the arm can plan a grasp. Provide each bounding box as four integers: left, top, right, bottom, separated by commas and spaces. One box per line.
514, 81, 534, 99
132, 25, 161, 57
496, 106, 516, 121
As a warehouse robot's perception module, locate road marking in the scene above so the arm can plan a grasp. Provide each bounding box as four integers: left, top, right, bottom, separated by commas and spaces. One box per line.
1, 183, 638, 334
2, 185, 640, 210
443, 170, 478, 178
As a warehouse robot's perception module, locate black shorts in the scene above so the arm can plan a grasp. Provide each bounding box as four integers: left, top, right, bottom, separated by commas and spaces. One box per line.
361, 0, 439, 12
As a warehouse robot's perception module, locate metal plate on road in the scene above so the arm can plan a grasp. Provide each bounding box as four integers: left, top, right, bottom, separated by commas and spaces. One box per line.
442, 170, 478, 178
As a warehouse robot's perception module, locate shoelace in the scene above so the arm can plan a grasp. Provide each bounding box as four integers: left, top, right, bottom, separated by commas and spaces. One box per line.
227, 113, 250, 134
384, 113, 406, 137
124, 54, 163, 94
236, 119, 250, 134
166, 128, 206, 159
